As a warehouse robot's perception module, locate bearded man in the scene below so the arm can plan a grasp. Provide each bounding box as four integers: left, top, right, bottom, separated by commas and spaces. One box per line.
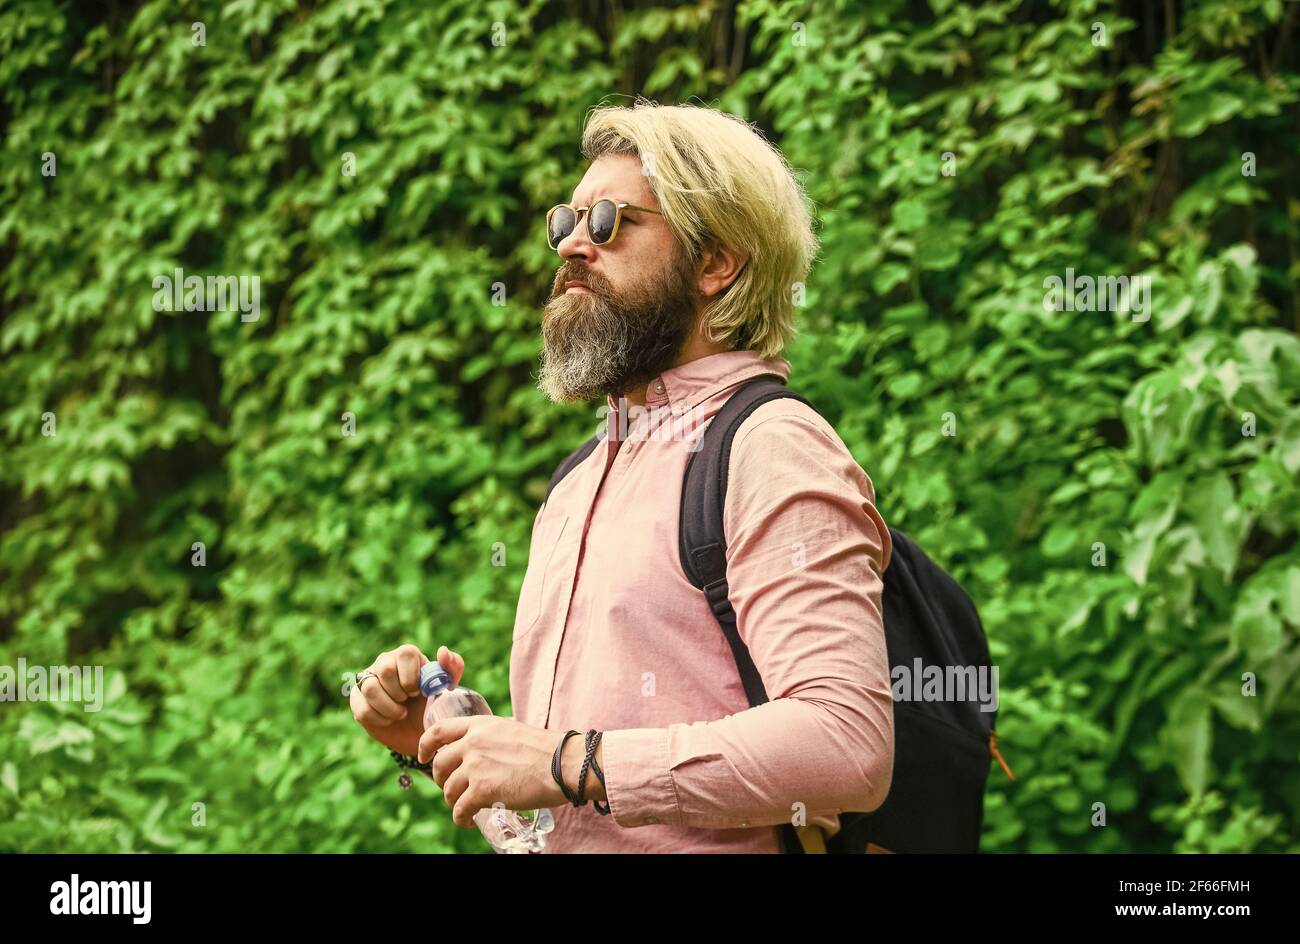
352, 100, 893, 854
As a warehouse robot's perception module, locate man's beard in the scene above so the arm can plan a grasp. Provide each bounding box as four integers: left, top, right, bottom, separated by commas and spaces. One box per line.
536, 248, 698, 404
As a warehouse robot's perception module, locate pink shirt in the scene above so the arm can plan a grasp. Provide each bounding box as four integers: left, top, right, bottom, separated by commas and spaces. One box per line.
509, 350, 894, 852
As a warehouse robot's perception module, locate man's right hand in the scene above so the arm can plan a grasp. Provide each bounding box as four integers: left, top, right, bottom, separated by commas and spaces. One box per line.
350, 644, 465, 757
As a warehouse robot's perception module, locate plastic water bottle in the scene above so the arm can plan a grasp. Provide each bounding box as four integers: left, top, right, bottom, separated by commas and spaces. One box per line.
419, 662, 555, 853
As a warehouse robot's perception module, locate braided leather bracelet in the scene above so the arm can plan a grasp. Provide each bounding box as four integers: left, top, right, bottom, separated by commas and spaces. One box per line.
551, 729, 611, 815
584, 729, 611, 815
551, 729, 584, 805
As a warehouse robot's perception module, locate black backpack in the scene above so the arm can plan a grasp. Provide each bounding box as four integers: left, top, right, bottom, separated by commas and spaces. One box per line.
545, 374, 1014, 854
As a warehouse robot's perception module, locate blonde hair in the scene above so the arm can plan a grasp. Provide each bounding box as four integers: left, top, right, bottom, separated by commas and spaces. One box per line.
580, 98, 819, 359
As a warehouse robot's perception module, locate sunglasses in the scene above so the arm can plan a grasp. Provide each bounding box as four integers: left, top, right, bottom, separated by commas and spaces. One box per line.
546, 199, 662, 250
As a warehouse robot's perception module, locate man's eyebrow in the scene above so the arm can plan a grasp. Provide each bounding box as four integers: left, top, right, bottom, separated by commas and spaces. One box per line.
567, 195, 638, 207
565, 195, 653, 211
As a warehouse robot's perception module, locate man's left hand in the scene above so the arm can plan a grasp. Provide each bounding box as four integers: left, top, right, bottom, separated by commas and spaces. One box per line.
418, 716, 573, 828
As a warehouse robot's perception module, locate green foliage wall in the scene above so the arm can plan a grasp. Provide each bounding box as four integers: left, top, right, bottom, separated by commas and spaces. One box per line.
1, 0, 1297, 852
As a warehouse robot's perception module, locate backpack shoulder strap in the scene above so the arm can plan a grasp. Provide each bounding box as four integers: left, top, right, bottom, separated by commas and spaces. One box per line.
544, 429, 606, 505
678, 374, 816, 709
678, 374, 819, 856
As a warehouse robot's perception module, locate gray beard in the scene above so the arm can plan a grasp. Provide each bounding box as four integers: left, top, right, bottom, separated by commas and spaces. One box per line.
536, 257, 697, 403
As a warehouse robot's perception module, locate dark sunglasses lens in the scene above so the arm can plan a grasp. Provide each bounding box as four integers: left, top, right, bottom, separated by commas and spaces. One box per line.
548, 207, 576, 247
589, 200, 619, 244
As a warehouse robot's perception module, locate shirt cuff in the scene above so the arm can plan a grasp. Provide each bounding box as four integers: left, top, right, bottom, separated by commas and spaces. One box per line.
599, 727, 680, 828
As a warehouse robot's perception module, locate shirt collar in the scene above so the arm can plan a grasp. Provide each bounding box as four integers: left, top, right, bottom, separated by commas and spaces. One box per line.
604, 350, 792, 437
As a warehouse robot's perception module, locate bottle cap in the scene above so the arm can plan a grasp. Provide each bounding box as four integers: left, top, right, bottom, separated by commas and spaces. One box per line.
419, 662, 453, 697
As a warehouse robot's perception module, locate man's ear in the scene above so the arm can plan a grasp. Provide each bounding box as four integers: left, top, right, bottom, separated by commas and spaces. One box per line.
697, 238, 749, 299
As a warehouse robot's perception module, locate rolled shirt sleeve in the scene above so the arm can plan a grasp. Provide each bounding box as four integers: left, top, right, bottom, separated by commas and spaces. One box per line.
599, 403, 895, 830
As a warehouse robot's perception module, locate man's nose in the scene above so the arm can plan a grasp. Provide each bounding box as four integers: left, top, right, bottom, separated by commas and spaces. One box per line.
556, 213, 595, 261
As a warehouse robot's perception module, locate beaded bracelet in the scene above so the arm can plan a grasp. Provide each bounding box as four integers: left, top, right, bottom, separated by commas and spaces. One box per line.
391, 750, 432, 790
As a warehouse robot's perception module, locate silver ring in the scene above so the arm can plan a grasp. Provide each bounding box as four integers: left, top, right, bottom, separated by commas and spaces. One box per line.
356, 670, 377, 692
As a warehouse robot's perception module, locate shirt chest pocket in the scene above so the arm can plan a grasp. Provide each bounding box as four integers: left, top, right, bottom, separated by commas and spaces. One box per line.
513, 512, 569, 641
